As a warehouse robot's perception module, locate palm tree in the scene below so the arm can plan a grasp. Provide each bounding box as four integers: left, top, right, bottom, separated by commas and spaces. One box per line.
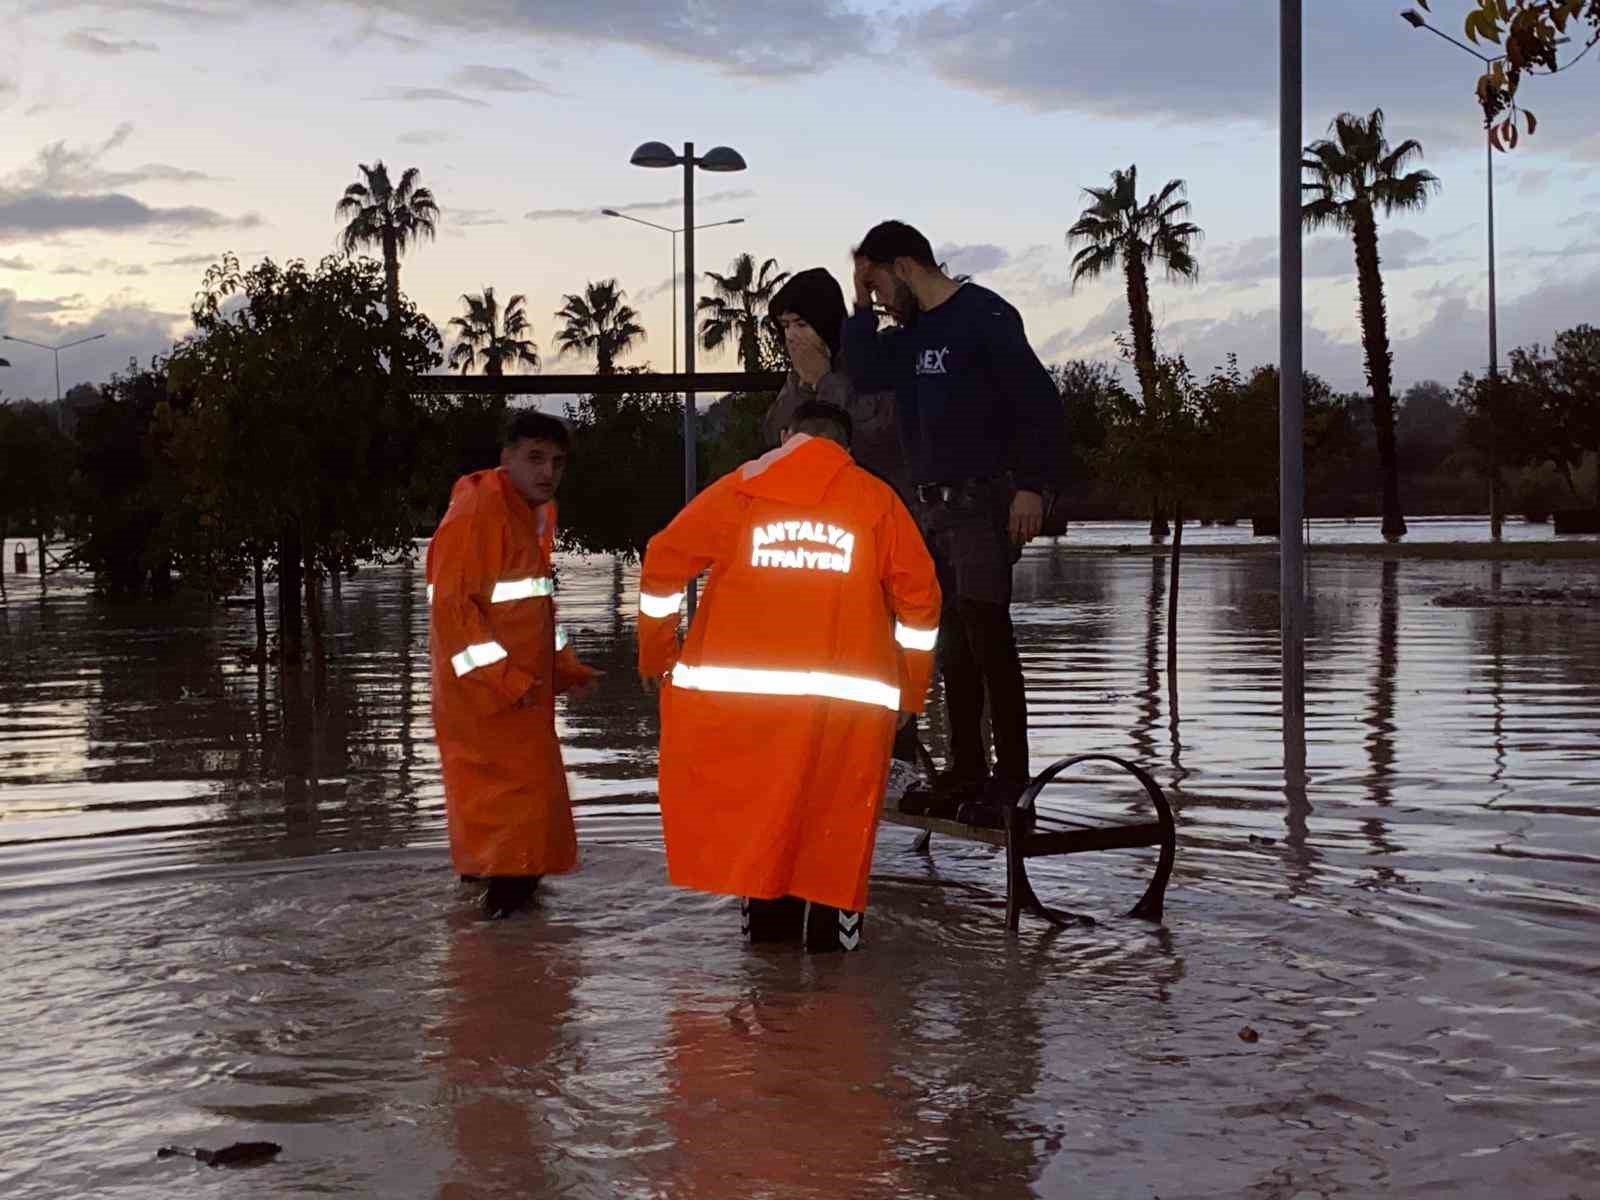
697, 253, 789, 371
448, 288, 540, 376
1067, 165, 1202, 536
554, 279, 646, 374
1302, 109, 1439, 543
334, 161, 439, 319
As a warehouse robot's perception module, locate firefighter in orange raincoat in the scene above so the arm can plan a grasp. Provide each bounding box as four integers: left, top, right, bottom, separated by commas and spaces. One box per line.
428, 412, 598, 919
637, 402, 941, 951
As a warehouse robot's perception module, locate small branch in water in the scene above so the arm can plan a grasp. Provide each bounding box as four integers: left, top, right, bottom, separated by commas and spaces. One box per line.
156, 1142, 283, 1168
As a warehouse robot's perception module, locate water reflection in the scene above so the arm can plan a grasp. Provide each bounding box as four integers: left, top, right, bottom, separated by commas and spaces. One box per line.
4, 547, 1600, 1196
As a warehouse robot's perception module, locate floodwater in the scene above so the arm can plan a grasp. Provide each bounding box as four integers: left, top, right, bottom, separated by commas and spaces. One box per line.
2, 531, 1598, 1199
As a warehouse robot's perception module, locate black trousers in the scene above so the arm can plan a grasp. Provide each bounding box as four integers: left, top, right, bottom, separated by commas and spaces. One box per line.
914, 480, 1030, 785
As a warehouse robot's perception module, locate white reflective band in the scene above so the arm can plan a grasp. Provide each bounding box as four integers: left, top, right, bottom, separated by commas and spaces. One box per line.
427, 584, 435, 604
490, 576, 554, 603
451, 640, 508, 677
638, 591, 684, 619
671, 663, 900, 712
895, 622, 938, 651
554, 624, 569, 652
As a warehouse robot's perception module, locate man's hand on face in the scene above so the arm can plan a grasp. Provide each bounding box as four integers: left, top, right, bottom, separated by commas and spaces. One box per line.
852, 255, 875, 310
1009, 490, 1044, 546
786, 324, 832, 387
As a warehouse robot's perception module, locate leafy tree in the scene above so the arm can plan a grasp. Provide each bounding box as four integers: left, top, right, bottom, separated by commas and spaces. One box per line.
557, 373, 687, 558
167, 253, 442, 658
335, 161, 440, 321
1067, 166, 1202, 535
554, 280, 646, 376
1506, 324, 1600, 505
1396, 380, 1463, 478
697, 253, 789, 372
0, 400, 72, 595
1411, 1, 1600, 143
71, 359, 191, 600
447, 287, 540, 376
1302, 108, 1440, 542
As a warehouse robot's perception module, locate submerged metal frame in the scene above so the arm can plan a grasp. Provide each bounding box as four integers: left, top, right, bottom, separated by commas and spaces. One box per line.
882, 752, 1177, 932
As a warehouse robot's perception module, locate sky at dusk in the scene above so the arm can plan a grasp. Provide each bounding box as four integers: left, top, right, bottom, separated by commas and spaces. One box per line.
1, 0, 1597, 405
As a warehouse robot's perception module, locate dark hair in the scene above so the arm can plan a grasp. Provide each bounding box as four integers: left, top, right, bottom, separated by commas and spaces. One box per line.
504, 410, 571, 450
787, 400, 852, 446
853, 220, 937, 270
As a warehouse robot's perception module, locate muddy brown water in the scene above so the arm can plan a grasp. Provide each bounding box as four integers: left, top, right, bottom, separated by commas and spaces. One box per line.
2, 530, 1598, 1199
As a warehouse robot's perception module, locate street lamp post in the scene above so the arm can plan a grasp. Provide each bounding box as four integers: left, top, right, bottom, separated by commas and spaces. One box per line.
626, 140, 747, 617
0, 332, 108, 405
600, 210, 746, 374
1401, 8, 1505, 540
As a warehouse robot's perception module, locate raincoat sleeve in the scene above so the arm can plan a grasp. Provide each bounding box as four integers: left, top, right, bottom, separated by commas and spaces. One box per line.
880, 496, 942, 714
431, 501, 538, 712
637, 476, 741, 681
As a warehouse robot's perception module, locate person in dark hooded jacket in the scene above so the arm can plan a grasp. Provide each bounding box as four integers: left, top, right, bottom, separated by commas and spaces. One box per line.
762, 268, 905, 499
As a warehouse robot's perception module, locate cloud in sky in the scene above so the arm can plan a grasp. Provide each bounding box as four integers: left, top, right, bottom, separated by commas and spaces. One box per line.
446, 208, 505, 228
936, 242, 1010, 275
397, 129, 457, 146
0, 289, 187, 401
6, 124, 218, 193
64, 28, 160, 55
448, 64, 556, 94
0, 255, 35, 270
369, 86, 489, 108
0, 192, 261, 240
525, 188, 755, 223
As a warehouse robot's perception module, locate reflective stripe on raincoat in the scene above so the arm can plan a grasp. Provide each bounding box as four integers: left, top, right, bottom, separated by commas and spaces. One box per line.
428, 468, 595, 878
637, 434, 941, 912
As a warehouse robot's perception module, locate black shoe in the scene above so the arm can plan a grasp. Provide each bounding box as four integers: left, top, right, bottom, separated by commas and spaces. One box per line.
957, 779, 1035, 834
900, 770, 985, 819
743, 896, 807, 943
482, 875, 541, 919
803, 903, 863, 953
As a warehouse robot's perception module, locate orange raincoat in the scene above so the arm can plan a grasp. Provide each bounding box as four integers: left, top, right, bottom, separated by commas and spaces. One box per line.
428, 468, 595, 878
637, 434, 941, 912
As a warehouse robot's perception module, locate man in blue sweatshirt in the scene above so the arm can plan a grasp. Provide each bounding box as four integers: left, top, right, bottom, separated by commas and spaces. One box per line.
843, 220, 1064, 828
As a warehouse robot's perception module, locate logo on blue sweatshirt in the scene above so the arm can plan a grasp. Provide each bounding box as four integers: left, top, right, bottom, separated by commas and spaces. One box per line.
915, 347, 950, 375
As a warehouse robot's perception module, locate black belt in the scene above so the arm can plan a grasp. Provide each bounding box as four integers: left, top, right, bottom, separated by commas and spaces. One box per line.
914, 477, 1004, 504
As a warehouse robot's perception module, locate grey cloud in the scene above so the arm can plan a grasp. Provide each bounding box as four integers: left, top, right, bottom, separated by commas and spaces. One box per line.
357, 0, 874, 78
0, 289, 186, 401
52, 265, 92, 275
1208, 230, 1453, 287
896, 1, 1597, 154
331, 16, 424, 51
397, 129, 456, 145
369, 87, 489, 108
447, 208, 505, 227
449, 64, 556, 94
633, 273, 683, 304
936, 242, 1010, 275
1516, 168, 1554, 197
64, 28, 159, 55
0, 191, 261, 240
7, 125, 219, 193
153, 252, 223, 267
527, 188, 754, 223
0, 255, 35, 269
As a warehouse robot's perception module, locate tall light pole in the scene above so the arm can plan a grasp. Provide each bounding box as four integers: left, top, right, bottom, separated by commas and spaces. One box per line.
626, 140, 748, 617
1402, 8, 1504, 540
0, 332, 107, 404
1281, 0, 1307, 785
600, 210, 745, 375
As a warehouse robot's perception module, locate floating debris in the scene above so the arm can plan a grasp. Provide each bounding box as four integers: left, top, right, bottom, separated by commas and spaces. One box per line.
1433, 586, 1600, 609
157, 1142, 283, 1168
1238, 1026, 1261, 1044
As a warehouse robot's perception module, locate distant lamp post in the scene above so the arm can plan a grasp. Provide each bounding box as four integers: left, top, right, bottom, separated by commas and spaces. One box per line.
0, 332, 107, 404
626, 140, 747, 617
1400, 7, 1505, 540
599, 209, 746, 374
